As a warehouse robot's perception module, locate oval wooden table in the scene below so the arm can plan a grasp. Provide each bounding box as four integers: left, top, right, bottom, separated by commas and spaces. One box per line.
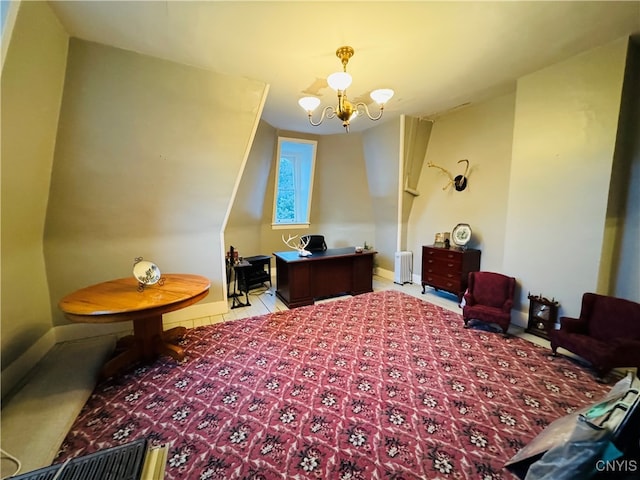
59, 273, 210, 379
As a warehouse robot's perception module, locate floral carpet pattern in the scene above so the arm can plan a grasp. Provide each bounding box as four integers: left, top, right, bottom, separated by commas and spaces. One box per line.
56, 290, 610, 479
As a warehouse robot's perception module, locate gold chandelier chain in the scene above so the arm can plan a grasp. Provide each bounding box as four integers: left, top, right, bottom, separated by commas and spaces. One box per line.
336, 46, 354, 72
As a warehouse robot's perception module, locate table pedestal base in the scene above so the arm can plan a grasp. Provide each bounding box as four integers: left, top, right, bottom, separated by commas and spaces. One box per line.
101, 316, 187, 379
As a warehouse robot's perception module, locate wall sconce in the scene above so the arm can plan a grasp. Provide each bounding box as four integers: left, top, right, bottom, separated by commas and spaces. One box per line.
298, 46, 394, 133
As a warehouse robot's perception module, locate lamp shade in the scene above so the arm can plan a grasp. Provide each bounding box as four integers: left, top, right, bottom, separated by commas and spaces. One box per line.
298, 97, 321, 112
327, 72, 352, 91
370, 88, 394, 105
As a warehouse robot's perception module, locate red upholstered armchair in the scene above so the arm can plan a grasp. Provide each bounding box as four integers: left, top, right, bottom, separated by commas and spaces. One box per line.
462, 271, 516, 334
551, 293, 640, 379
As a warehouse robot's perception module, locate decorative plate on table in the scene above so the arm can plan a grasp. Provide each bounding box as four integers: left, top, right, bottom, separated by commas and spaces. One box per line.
452, 223, 472, 247
133, 259, 161, 285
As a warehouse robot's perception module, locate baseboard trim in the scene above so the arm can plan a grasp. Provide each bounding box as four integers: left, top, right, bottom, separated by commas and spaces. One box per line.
1, 329, 57, 401
376, 267, 393, 281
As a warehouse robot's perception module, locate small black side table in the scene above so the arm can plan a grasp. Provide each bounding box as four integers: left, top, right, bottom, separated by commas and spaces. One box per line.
243, 255, 272, 290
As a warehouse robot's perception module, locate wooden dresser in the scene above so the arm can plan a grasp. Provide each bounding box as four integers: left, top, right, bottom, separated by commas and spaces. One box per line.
421, 245, 481, 300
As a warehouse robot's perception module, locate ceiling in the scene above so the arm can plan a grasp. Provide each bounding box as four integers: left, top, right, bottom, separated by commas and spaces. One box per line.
48, 1, 640, 135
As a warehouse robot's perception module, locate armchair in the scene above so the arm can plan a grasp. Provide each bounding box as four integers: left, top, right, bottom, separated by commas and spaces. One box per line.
462, 271, 516, 334
551, 293, 640, 379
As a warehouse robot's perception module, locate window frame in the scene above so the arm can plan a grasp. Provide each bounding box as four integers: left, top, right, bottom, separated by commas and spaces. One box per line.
271, 136, 317, 229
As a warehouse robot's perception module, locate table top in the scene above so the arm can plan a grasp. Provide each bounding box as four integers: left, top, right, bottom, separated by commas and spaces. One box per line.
244, 255, 271, 262
59, 273, 210, 324
273, 247, 377, 263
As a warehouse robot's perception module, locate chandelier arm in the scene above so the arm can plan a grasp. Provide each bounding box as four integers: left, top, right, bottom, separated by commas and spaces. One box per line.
354, 102, 385, 121
308, 106, 337, 126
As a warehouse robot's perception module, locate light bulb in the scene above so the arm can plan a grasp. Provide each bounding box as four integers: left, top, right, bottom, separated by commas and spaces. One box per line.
327, 72, 352, 91
298, 97, 321, 112
370, 88, 394, 105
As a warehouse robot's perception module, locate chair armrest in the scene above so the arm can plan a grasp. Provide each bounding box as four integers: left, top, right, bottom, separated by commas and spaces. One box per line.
463, 290, 475, 306
558, 316, 588, 334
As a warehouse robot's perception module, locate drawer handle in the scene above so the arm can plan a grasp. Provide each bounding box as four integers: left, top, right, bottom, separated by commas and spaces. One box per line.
447, 263, 454, 267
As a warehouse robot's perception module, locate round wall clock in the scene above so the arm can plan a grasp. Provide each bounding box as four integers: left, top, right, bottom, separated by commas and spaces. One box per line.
452, 223, 472, 247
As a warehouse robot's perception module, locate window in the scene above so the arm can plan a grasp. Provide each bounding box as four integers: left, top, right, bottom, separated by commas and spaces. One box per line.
272, 137, 317, 227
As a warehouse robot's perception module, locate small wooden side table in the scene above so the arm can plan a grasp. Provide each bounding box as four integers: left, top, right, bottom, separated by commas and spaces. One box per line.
59, 273, 210, 378
526, 293, 559, 340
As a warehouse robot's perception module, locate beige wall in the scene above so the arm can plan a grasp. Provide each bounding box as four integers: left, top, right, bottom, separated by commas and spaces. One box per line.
408, 92, 516, 276
225, 120, 277, 257
43, 39, 267, 329
602, 39, 640, 300
401, 117, 433, 251
309, 132, 376, 248
1, 1, 68, 385
362, 118, 403, 271
228, 125, 378, 259
504, 38, 628, 319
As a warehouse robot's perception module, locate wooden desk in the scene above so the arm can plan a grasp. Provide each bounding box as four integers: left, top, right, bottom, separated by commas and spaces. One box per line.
59, 274, 210, 378
274, 247, 376, 308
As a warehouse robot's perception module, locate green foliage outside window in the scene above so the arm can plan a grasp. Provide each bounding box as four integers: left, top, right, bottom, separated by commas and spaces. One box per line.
273, 138, 317, 225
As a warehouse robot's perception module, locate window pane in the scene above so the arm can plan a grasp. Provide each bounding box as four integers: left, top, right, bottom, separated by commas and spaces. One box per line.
278, 157, 294, 189
276, 190, 295, 223
273, 138, 317, 225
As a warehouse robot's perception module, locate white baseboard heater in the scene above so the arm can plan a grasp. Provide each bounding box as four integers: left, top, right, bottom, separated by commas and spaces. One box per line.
394, 251, 413, 284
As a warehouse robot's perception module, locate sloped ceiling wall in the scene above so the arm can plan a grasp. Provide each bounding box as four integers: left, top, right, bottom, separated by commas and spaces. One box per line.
1, 0, 69, 380
44, 39, 268, 327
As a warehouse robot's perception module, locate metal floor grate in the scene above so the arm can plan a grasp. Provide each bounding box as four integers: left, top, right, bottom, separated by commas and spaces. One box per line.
12, 439, 147, 480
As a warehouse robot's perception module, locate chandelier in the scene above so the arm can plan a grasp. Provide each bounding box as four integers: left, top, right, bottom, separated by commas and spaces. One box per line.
298, 46, 394, 133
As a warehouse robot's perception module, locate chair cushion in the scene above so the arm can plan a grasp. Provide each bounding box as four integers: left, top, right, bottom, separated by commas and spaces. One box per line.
464, 304, 510, 325
470, 272, 512, 309
586, 294, 640, 342
551, 330, 614, 369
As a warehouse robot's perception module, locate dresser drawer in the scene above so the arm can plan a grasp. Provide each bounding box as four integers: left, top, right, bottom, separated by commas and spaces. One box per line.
421, 245, 481, 300
423, 256, 462, 274
423, 274, 461, 293
423, 247, 461, 262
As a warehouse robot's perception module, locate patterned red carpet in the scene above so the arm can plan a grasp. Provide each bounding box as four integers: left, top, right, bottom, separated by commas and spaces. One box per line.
56, 290, 610, 479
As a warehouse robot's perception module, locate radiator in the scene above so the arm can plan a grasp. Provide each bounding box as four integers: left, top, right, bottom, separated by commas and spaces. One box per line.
394, 251, 413, 284
13, 439, 149, 480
